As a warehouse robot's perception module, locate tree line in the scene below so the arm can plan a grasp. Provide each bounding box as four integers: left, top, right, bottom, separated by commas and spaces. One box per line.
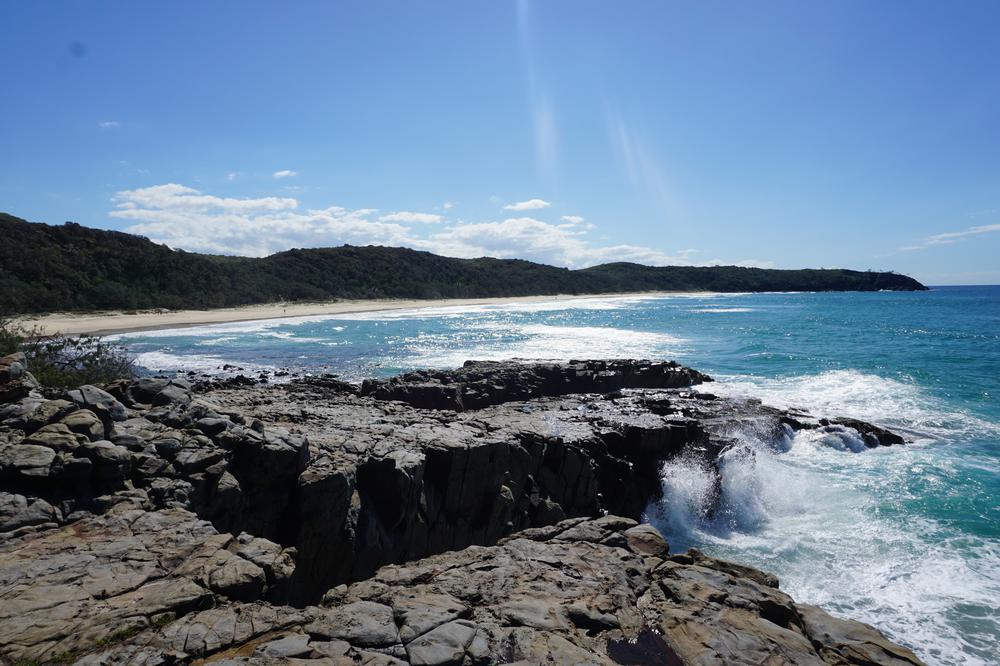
0, 213, 927, 315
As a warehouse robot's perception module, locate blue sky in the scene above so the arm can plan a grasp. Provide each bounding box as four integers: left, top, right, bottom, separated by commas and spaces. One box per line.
1, 1, 998, 284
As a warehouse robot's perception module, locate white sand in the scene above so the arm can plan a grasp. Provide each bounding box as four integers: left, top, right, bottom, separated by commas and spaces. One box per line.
17, 292, 703, 337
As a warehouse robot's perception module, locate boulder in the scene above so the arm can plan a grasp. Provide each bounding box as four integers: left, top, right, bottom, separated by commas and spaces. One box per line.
0, 443, 56, 480
0, 352, 28, 383
65, 385, 128, 426
61, 408, 107, 440
0, 492, 58, 532
23, 422, 85, 452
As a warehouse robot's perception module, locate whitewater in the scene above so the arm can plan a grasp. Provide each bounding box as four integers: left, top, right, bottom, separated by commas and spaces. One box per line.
114, 286, 1000, 665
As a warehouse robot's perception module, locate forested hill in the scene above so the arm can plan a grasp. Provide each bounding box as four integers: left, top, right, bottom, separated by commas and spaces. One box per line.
0, 213, 927, 314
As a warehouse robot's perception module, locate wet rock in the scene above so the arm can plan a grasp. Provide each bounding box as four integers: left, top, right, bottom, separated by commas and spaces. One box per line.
797, 603, 924, 665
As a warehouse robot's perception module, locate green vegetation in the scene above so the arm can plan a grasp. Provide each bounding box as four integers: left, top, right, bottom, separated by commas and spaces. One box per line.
0, 212, 927, 315
1, 317, 135, 387
93, 625, 145, 648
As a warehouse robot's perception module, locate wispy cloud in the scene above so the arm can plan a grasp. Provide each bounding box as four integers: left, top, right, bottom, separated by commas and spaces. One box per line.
378, 211, 443, 224
225, 172, 239, 182
607, 111, 672, 218
272, 169, 297, 179
98, 120, 120, 129
442, 201, 455, 210
108, 183, 769, 270
517, 0, 557, 182
899, 223, 1000, 252
504, 198, 551, 211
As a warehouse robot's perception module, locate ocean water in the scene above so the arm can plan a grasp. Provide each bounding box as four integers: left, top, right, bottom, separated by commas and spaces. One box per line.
114, 286, 1000, 665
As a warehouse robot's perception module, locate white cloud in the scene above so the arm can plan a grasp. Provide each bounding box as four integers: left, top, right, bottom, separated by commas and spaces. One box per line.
417, 216, 692, 268
442, 201, 455, 210
900, 223, 1000, 252
109, 184, 405, 257
98, 121, 120, 129
378, 211, 443, 224
108, 183, 769, 270
560, 215, 584, 224
225, 172, 238, 182
503, 198, 551, 211
272, 170, 298, 179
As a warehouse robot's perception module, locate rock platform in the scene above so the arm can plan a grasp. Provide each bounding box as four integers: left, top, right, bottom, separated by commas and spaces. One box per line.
0, 356, 923, 664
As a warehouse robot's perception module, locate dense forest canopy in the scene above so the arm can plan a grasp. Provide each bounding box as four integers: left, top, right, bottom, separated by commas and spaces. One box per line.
0, 213, 927, 314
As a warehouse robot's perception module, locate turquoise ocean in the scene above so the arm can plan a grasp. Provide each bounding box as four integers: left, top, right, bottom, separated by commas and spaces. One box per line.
113, 286, 1000, 665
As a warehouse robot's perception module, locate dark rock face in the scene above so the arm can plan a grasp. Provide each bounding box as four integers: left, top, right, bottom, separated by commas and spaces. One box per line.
0, 357, 921, 664
360, 359, 713, 410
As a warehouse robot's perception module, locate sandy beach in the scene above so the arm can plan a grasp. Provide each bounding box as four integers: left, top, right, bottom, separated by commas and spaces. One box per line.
17, 292, 700, 337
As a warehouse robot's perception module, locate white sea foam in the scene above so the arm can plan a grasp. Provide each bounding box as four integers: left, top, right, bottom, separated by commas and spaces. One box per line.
407, 323, 685, 368
710, 369, 1000, 442
328, 295, 673, 321
110, 313, 350, 339
134, 350, 275, 375
689, 307, 755, 313
646, 373, 1000, 665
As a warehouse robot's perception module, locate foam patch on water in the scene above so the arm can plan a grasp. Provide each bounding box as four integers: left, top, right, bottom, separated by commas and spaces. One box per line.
134, 350, 275, 375
407, 323, 686, 368
689, 307, 755, 313
710, 369, 1000, 442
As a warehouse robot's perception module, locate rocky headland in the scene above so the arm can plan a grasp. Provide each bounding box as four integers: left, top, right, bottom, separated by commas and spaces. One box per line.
0, 353, 924, 665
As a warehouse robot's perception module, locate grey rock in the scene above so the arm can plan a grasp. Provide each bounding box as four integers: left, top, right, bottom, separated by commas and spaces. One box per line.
0, 443, 56, 479
65, 384, 128, 423
61, 408, 107, 441
17, 398, 78, 434
0, 493, 57, 532
0, 352, 28, 383
307, 600, 400, 647
77, 440, 132, 487
22, 422, 85, 451
798, 603, 924, 665
253, 632, 312, 658
405, 619, 487, 665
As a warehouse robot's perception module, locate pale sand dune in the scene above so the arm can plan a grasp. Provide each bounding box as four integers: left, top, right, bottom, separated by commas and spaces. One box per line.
18, 292, 704, 337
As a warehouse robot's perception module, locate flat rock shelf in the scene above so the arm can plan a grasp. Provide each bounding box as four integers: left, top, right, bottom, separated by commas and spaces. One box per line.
0, 355, 924, 665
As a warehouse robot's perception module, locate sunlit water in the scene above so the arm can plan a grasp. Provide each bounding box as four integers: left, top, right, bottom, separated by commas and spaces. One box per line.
114, 287, 1000, 665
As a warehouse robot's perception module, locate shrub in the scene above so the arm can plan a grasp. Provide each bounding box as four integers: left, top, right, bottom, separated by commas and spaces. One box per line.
0, 317, 136, 388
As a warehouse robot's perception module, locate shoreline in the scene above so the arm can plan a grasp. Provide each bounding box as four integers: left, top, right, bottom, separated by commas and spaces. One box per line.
17, 291, 708, 337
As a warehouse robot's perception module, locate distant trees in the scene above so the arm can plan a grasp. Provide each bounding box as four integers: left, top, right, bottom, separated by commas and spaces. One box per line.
0, 212, 928, 316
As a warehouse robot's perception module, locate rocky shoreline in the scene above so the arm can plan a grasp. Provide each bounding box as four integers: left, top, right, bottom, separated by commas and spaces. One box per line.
0, 354, 924, 665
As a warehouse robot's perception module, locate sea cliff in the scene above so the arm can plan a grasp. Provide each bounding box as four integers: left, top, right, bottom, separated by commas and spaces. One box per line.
0, 354, 923, 665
